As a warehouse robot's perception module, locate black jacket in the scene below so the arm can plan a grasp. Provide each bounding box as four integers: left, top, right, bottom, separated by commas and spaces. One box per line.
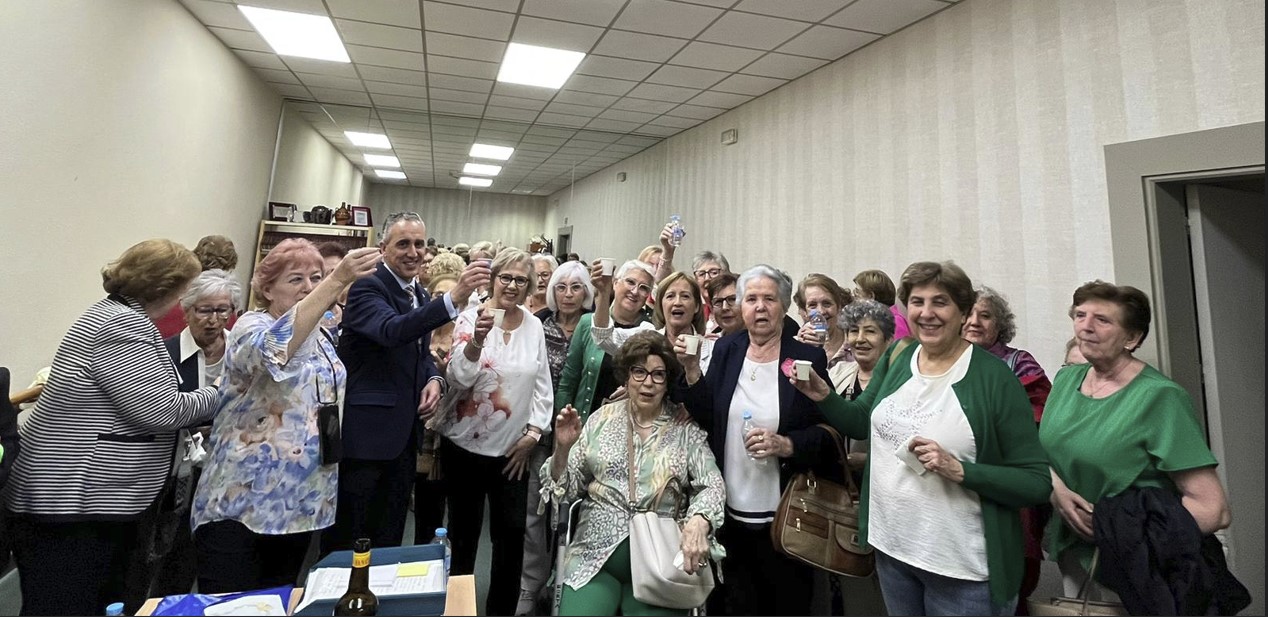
0, 367, 20, 491
1093, 486, 1250, 615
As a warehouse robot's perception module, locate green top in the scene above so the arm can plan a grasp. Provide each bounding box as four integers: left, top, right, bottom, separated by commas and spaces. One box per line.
1039, 362, 1217, 567
815, 342, 1050, 606
554, 313, 648, 421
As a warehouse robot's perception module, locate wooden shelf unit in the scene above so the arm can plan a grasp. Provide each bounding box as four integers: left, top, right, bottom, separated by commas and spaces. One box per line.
248, 220, 377, 308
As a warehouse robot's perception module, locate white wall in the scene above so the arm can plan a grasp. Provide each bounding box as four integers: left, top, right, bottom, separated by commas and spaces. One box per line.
0, 0, 283, 383
366, 184, 547, 248
270, 105, 366, 211
546, 0, 1266, 375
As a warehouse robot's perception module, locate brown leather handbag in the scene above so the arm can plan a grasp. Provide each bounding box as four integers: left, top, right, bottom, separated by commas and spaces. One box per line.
770, 423, 875, 577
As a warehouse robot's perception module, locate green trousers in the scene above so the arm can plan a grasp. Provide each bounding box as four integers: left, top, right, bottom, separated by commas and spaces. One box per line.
558, 539, 689, 616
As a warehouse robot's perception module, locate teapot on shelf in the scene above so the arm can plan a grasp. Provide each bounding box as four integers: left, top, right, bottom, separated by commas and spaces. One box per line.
309, 205, 333, 225
333, 202, 352, 226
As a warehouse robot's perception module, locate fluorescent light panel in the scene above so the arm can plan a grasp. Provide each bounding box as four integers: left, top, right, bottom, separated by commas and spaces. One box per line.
345, 131, 391, 149
462, 163, 502, 176
238, 6, 350, 63
363, 154, 399, 168
375, 170, 407, 180
469, 143, 514, 161
496, 43, 585, 90
459, 177, 493, 188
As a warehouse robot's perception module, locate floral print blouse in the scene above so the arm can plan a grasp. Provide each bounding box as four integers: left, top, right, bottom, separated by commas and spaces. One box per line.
191, 307, 343, 535
539, 401, 727, 589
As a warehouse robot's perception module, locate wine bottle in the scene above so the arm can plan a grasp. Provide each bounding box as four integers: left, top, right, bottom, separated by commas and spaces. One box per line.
335, 538, 379, 616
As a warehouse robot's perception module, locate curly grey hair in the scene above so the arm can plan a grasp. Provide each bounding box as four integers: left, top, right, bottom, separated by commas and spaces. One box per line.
974, 285, 1017, 345
180, 269, 243, 310
841, 299, 896, 341
691, 250, 730, 274
736, 264, 793, 313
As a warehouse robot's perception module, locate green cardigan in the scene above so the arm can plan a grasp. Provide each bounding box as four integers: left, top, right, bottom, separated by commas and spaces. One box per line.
816, 341, 1051, 606
554, 313, 648, 421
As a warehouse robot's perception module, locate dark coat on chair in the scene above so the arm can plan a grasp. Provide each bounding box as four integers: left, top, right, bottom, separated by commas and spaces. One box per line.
337, 263, 454, 461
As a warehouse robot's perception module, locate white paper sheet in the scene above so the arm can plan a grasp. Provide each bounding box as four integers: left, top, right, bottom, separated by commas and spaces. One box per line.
204, 594, 287, 616
293, 560, 447, 613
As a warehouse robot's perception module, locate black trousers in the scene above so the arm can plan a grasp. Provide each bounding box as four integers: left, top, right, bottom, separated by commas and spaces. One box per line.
717, 515, 814, 616
324, 430, 417, 554
194, 520, 313, 594
413, 473, 447, 545
442, 437, 528, 616
9, 514, 149, 616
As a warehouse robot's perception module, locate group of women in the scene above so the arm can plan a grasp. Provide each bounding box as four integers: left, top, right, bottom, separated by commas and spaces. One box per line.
0, 228, 1232, 617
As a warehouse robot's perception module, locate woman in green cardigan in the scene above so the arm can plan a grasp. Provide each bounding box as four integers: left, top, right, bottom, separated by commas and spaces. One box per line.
790, 261, 1050, 616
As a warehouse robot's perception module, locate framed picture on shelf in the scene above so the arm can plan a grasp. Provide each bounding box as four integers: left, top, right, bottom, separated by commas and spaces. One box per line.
350, 205, 372, 227
268, 201, 296, 222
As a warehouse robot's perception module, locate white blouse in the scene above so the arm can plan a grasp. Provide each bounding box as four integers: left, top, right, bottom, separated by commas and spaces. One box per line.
439, 305, 554, 457
591, 321, 714, 374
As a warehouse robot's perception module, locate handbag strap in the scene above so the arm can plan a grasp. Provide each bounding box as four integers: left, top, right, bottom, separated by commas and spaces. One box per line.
815, 423, 861, 496
626, 407, 683, 517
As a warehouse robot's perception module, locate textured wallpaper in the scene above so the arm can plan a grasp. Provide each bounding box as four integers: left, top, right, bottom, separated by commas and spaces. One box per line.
545, 0, 1265, 374
366, 183, 548, 249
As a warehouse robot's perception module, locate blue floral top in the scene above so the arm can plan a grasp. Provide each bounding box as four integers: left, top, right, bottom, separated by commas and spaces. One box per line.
191, 307, 343, 535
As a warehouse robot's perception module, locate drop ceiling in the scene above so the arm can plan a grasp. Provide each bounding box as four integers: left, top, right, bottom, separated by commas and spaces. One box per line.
183, 0, 958, 195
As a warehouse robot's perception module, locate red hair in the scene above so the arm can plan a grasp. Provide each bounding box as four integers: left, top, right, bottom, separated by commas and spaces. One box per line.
251, 238, 323, 308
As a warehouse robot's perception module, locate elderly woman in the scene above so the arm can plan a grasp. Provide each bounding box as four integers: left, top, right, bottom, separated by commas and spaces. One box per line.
156, 234, 239, 338
1041, 281, 1230, 602
544, 331, 725, 616
852, 269, 911, 341
4, 239, 223, 615
414, 273, 459, 548
790, 260, 1051, 616
191, 239, 379, 593
593, 270, 713, 375
1062, 337, 1086, 367
793, 273, 853, 363
526, 253, 559, 315
434, 248, 554, 616
147, 269, 244, 598
702, 273, 741, 339
555, 260, 656, 423
679, 264, 838, 616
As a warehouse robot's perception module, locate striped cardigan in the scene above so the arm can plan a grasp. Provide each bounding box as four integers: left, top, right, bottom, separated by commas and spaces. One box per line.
3, 295, 219, 521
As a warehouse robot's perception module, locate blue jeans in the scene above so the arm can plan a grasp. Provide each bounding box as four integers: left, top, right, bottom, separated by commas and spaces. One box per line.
875, 550, 1016, 616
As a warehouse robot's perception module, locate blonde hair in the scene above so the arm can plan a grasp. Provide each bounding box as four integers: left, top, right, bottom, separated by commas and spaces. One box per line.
101, 239, 200, 305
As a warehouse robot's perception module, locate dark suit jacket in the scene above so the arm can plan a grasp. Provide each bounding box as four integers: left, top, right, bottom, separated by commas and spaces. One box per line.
338, 263, 454, 460
684, 315, 840, 489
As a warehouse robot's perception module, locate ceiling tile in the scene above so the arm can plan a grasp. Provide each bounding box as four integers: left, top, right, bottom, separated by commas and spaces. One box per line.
492, 82, 557, 100
254, 67, 300, 85
617, 135, 661, 147
236, 50, 288, 71
428, 73, 494, 93
775, 25, 879, 59
424, 32, 506, 63
733, 0, 853, 22
544, 102, 606, 117
335, 21, 423, 53
327, 0, 421, 28
347, 45, 426, 71
271, 83, 313, 99
510, 16, 605, 52
520, 0, 625, 27
446, 0, 522, 12
310, 87, 372, 105
576, 55, 660, 81
635, 124, 682, 137
740, 52, 827, 79
666, 103, 727, 120
181, 0, 254, 29
711, 73, 785, 96
208, 26, 272, 53
824, 0, 948, 34
426, 55, 499, 79
554, 90, 621, 107
296, 72, 365, 91
674, 0, 741, 7
667, 41, 764, 72
688, 90, 753, 107
610, 98, 678, 113
487, 94, 549, 110
537, 113, 591, 128
422, 2, 514, 40
380, 110, 431, 123
282, 57, 359, 77
428, 87, 488, 104
358, 65, 428, 86
365, 81, 429, 98
527, 125, 578, 138
592, 31, 688, 63
697, 12, 806, 50
572, 130, 623, 143
560, 74, 637, 96
431, 100, 486, 116
626, 83, 701, 103
371, 93, 431, 110
613, 0, 724, 39
648, 114, 701, 128
598, 109, 659, 124
645, 65, 728, 89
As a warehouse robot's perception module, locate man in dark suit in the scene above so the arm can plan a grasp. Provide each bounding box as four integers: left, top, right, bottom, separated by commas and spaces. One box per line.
326, 212, 488, 552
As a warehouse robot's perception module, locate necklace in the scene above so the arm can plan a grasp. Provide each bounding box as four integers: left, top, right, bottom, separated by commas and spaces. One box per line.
629, 406, 657, 429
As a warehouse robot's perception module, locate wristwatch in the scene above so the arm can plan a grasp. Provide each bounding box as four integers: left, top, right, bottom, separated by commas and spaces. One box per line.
522, 426, 542, 442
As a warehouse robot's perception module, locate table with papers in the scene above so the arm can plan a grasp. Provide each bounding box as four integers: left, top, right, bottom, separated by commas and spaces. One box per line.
136, 574, 476, 616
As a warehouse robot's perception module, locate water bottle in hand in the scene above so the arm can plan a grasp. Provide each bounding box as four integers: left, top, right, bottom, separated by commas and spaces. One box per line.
741, 410, 767, 465
320, 309, 339, 330
431, 528, 452, 585
808, 309, 828, 344
668, 214, 685, 247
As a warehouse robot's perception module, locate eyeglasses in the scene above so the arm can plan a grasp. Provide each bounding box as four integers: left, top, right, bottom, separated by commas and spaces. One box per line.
621, 277, 654, 296
629, 366, 668, 384
710, 295, 737, 309
193, 306, 233, 320
553, 283, 585, 295
497, 274, 531, 288
694, 268, 722, 279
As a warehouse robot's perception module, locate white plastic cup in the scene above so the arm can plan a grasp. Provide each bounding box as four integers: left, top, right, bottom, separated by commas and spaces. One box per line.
599, 258, 615, 276
491, 308, 506, 329
683, 334, 701, 356
793, 360, 812, 381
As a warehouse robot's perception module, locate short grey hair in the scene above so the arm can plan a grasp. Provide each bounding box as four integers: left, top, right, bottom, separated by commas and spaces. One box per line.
546, 260, 595, 312
531, 253, 559, 272
379, 211, 424, 246
736, 264, 793, 313
615, 259, 656, 282
974, 285, 1018, 345
691, 250, 730, 274
841, 299, 896, 341
180, 269, 243, 310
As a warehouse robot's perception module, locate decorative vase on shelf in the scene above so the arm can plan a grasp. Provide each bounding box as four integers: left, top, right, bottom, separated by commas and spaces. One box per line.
333, 202, 352, 226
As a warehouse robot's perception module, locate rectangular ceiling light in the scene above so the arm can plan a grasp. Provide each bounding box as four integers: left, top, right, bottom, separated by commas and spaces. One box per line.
363, 154, 400, 168
496, 42, 585, 89
469, 143, 514, 160
238, 6, 350, 63
375, 170, 407, 180
458, 177, 493, 188
345, 131, 391, 149
462, 162, 502, 176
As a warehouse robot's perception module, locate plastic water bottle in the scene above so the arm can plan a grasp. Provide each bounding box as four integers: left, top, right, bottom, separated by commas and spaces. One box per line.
741, 410, 766, 465
808, 309, 829, 344
320, 309, 339, 330
668, 214, 685, 247
431, 527, 452, 585
104, 602, 124, 616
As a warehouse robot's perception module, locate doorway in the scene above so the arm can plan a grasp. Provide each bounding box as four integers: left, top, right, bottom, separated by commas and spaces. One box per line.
556, 225, 572, 258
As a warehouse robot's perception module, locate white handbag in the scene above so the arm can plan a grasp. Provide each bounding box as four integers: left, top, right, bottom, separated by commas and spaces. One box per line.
625, 419, 715, 610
